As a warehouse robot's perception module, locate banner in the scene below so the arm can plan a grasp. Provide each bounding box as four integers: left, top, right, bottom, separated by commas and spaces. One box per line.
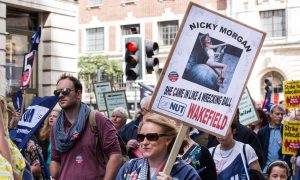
149, 2, 266, 136
282, 121, 300, 155
238, 89, 259, 126
14, 96, 58, 149
284, 80, 300, 109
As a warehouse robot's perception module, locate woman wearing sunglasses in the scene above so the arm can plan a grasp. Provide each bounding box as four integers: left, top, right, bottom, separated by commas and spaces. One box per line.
116, 113, 201, 180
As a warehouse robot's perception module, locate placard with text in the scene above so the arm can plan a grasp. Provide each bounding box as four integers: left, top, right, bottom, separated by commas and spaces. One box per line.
103, 90, 129, 118
149, 2, 266, 136
238, 88, 259, 126
94, 82, 112, 111
284, 80, 300, 109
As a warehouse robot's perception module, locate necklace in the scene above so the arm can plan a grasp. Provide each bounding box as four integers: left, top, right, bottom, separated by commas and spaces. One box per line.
219, 141, 235, 158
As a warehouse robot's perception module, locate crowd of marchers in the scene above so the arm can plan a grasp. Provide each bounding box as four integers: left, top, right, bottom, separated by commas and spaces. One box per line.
0, 73, 300, 180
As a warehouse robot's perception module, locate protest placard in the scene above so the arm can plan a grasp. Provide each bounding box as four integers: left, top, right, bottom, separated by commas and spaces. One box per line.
103, 90, 129, 118
94, 81, 112, 111
238, 88, 259, 126
284, 80, 300, 109
149, 2, 266, 137
282, 121, 300, 155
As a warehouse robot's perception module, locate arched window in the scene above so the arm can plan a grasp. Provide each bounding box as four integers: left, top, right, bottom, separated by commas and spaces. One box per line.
261, 71, 285, 97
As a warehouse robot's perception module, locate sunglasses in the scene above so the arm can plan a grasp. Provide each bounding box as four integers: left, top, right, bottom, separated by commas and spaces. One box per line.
53, 88, 75, 97
137, 133, 168, 143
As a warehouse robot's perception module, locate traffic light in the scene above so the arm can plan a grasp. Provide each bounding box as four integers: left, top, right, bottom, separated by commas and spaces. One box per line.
124, 37, 143, 81
145, 40, 159, 74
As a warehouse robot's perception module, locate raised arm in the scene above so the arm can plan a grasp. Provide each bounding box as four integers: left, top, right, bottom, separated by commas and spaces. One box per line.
207, 43, 226, 49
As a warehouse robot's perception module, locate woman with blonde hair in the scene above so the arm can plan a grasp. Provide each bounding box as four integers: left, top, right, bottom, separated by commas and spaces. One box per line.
39, 108, 60, 167
116, 113, 200, 179
0, 99, 14, 179
0, 72, 25, 179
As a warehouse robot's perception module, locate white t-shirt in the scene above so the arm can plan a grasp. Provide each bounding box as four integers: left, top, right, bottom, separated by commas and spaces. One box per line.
209, 140, 258, 175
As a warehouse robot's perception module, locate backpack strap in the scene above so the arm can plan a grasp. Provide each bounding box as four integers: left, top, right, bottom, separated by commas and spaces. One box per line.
89, 110, 102, 179
243, 144, 249, 168
212, 146, 217, 158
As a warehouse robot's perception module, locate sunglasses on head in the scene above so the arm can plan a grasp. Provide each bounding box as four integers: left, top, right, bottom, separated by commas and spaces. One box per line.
137, 133, 168, 143
53, 88, 75, 97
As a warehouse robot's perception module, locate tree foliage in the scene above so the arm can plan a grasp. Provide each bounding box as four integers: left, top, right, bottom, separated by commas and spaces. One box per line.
78, 55, 123, 90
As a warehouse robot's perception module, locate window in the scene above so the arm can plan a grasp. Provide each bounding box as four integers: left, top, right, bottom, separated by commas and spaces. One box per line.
86, 27, 104, 51
158, 20, 178, 46
121, 24, 140, 35
260, 10, 286, 37
89, 0, 101, 5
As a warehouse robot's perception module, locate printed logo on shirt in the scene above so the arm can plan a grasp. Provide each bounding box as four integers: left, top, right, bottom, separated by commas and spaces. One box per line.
75, 155, 83, 164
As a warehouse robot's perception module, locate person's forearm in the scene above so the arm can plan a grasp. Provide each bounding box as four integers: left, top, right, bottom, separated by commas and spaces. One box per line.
50, 160, 61, 179
0, 136, 12, 163
104, 154, 122, 180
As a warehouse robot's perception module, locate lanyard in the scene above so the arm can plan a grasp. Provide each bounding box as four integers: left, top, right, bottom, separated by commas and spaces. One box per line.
150, 156, 168, 180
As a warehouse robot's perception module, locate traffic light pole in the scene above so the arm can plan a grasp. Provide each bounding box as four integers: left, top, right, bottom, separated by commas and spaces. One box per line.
134, 82, 138, 113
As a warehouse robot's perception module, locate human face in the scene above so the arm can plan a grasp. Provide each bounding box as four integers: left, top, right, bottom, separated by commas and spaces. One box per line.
138, 122, 171, 161
110, 112, 125, 130
204, 35, 210, 43
48, 110, 59, 126
270, 107, 284, 127
217, 127, 234, 148
269, 166, 288, 180
56, 79, 81, 110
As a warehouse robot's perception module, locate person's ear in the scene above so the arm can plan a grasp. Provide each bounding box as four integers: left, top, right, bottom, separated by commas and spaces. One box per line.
165, 138, 173, 147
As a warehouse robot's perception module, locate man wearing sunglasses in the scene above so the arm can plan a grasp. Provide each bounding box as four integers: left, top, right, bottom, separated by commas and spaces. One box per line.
49, 74, 122, 180
257, 104, 292, 175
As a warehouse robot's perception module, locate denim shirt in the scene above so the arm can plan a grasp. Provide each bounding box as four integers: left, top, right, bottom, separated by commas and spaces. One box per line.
263, 124, 281, 173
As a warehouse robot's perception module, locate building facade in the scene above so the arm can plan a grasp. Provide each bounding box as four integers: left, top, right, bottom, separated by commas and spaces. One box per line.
0, 0, 78, 103
79, 0, 300, 105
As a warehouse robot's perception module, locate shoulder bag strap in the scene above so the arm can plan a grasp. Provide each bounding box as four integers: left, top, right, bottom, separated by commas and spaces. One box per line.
89, 110, 102, 179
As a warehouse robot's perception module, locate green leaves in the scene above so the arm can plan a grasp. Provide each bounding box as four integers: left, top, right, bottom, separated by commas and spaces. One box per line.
78, 55, 123, 88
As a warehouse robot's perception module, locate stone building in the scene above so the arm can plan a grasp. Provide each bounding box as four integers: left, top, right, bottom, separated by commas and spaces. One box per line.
0, 0, 78, 103
79, 0, 300, 106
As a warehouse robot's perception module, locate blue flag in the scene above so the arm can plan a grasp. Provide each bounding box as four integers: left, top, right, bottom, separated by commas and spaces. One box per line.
30, 27, 41, 51
12, 89, 23, 112
14, 96, 58, 149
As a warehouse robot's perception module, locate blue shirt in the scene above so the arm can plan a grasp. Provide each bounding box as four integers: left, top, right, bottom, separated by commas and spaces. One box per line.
263, 124, 281, 173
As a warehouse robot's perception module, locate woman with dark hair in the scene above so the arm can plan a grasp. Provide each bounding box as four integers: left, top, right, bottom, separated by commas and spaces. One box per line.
116, 113, 200, 179
39, 108, 60, 167
250, 108, 270, 134
209, 120, 262, 179
266, 160, 289, 180
200, 34, 227, 86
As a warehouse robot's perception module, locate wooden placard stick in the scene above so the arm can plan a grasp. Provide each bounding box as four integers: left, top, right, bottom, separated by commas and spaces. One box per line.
163, 124, 189, 175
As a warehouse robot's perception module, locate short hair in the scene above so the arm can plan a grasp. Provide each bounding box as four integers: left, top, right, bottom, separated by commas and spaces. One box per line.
270, 104, 285, 114
111, 107, 128, 121
56, 73, 82, 91
266, 160, 290, 177
140, 96, 152, 109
